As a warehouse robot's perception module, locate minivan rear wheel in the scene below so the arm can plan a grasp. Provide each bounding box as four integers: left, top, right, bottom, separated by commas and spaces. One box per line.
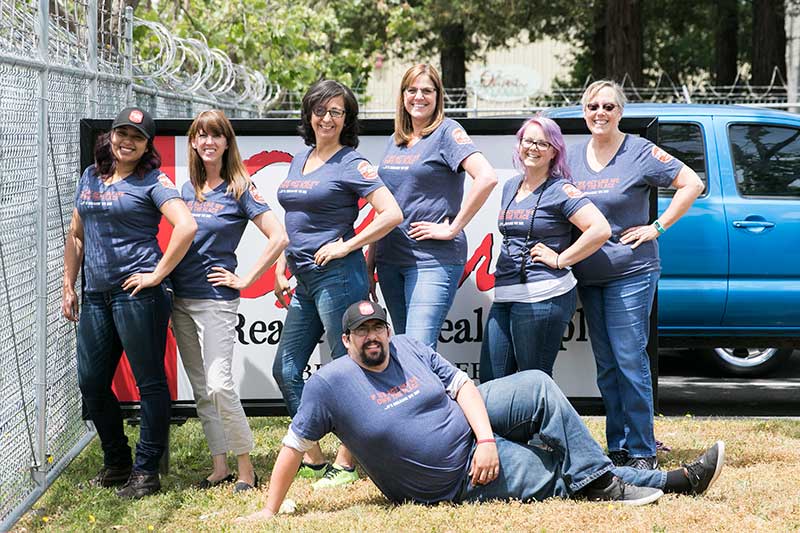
699, 347, 792, 377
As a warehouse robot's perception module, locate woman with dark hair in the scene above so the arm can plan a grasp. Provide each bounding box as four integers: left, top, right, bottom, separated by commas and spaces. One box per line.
272, 80, 403, 488
568, 80, 704, 470
479, 116, 610, 382
170, 110, 288, 492
369, 63, 497, 349
62, 107, 197, 499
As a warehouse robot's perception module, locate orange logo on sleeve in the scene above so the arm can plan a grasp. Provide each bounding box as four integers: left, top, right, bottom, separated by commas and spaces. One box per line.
452, 128, 472, 145
357, 161, 379, 180
249, 183, 267, 204
157, 174, 177, 190
562, 183, 584, 198
651, 146, 674, 163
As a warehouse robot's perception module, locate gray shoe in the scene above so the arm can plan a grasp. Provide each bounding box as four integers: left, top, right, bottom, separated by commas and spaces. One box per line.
683, 440, 725, 495
582, 475, 663, 506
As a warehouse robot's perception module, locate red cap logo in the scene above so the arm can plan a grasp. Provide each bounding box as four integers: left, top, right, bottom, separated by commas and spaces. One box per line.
358, 302, 375, 316
452, 128, 472, 145
357, 161, 379, 180
129, 110, 144, 124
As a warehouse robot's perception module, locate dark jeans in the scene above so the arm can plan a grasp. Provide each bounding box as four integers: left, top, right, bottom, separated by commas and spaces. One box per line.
77, 284, 172, 473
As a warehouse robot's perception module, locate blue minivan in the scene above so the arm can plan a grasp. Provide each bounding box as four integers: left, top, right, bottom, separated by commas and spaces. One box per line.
549, 104, 800, 376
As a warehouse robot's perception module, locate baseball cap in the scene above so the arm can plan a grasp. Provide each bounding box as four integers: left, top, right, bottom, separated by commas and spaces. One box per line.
111, 107, 156, 140
342, 300, 389, 332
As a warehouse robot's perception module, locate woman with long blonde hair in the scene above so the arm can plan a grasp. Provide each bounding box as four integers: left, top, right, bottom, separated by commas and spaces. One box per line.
368, 64, 498, 349
171, 109, 288, 492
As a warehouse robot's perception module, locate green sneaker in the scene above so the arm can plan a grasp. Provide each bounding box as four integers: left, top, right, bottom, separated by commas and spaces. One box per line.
311, 464, 358, 490
296, 462, 330, 479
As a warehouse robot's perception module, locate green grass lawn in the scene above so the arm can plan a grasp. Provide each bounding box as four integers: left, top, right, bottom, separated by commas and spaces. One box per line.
14, 416, 800, 532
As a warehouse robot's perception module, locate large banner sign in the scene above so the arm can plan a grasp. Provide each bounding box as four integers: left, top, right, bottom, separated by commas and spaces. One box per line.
80, 117, 659, 414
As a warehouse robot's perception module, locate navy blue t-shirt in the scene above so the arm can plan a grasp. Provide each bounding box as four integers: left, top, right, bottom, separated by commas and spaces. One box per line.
75, 165, 180, 292
278, 147, 384, 274
290, 335, 473, 504
494, 176, 591, 288
376, 118, 480, 266
170, 180, 271, 300
566, 135, 683, 286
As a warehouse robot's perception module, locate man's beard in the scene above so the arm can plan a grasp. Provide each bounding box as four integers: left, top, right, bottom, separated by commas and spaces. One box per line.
359, 340, 387, 367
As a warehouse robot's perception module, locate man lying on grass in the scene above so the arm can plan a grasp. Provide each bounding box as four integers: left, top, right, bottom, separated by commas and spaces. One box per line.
240, 301, 724, 521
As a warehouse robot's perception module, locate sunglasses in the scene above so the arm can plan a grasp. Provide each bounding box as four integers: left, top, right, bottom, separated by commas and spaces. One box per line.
312, 106, 345, 119
586, 103, 618, 112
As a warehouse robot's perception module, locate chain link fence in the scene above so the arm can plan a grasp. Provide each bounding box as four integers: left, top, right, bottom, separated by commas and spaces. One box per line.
0, 0, 275, 528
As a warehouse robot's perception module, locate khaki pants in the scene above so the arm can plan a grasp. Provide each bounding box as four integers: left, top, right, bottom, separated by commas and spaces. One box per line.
172, 297, 254, 456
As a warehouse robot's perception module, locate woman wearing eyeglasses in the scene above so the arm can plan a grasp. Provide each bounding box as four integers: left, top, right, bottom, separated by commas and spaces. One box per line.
369, 63, 497, 349
567, 80, 704, 470
479, 116, 610, 383
272, 80, 403, 487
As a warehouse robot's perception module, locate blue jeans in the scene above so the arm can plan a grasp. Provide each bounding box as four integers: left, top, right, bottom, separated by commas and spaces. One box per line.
77, 285, 172, 473
273, 252, 369, 416
459, 370, 665, 503
579, 271, 659, 458
376, 262, 463, 349
479, 288, 577, 382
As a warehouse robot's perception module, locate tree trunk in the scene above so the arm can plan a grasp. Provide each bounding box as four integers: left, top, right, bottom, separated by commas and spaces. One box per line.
751, 0, 786, 86
591, 0, 607, 80
439, 22, 467, 110
714, 0, 739, 85
604, 0, 643, 85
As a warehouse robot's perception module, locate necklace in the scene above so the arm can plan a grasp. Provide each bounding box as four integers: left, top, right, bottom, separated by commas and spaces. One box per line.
500, 176, 548, 283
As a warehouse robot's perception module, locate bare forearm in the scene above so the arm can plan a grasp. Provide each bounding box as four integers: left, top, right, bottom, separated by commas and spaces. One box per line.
343, 209, 401, 253
263, 446, 304, 515
241, 236, 289, 288
450, 175, 497, 234
63, 233, 83, 290
455, 381, 494, 440
152, 222, 195, 281
558, 225, 609, 268
658, 184, 702, 229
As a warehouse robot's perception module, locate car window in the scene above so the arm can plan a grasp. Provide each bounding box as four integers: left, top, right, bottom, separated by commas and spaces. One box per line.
729, 124, 800, 198
657, 122, 707, 197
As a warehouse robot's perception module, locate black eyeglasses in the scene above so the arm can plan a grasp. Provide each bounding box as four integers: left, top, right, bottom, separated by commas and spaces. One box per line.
312, 106, 345, 119
351, 323, 388, 337
520, 138, 552, 151
586, 103, 618, 112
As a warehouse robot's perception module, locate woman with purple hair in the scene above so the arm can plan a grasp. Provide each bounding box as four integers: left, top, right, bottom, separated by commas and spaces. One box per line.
479, 116, 611, 382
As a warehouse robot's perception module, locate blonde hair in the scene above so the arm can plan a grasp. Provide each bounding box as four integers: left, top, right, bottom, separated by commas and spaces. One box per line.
394, 64, 445, 146
187, 110, 250, 201
581, 80, 627, 109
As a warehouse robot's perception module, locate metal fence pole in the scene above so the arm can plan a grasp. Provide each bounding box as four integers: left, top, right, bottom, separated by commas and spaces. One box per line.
88, 0, 98, 116
33, 0, 50, 487
124, 6, 133, 105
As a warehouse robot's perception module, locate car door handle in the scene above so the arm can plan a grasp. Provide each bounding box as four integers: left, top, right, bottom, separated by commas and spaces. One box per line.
732, 220, 775, 229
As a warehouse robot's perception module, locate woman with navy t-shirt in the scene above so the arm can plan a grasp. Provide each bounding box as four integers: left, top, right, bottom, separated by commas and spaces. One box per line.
369, 64, 498, 349
272, 80, 403, 487
170, 110, 288, 492
62, 107, 196, 499
479, 116, 610, 382
567, 80, 704, 470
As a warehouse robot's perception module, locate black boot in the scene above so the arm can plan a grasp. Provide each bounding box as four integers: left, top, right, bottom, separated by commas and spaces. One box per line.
116, 470, 161, 499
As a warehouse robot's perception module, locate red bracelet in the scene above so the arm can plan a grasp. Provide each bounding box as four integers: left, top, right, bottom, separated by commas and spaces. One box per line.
476, 438, 496, 445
